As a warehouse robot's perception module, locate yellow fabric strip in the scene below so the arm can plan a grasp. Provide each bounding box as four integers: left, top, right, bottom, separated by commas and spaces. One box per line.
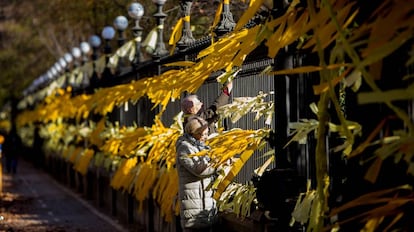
169, 18, 184, 45
212, 3, 223, 29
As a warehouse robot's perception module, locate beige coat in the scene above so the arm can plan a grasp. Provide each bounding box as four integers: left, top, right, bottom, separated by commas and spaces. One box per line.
176, 134, 217, 230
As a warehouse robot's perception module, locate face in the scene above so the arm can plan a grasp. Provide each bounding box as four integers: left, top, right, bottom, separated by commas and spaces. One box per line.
193, 127, 208, 142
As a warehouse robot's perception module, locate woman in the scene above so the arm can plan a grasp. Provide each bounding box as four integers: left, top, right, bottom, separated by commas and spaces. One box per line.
175, 116, 217, 232
180, 81, 232, 135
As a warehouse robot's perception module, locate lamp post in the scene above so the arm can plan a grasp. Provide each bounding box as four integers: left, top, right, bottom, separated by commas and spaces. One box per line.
128, 2, 145, 68
152, 0, 168, 59
54, 62, 63, 77
80, 42, 91, 65
50, 66, 58, 79
38, 75, 47, 90
89, 35, 101, 61
114, 16, 128, 47
102, 26, 116, 56
114, 15, 129, 73
214, 0, 235, 36
177, 0, 195, 50
80, 41, 91, 89
58, 57, 67, 71
101, 26, 116, 87
58, 57, 68, 89
72, 47, 81, 65
63, 53, 73, 67
52, 61, 64, 90
63, 52, 74, 90
70, 47, 82, 90
46, 71, 52, 81
88, 35, 102, 91
45, 67, 56, 94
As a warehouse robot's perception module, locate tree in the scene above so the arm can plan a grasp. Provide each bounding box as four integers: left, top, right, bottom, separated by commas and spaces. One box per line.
0, 0, 247, 109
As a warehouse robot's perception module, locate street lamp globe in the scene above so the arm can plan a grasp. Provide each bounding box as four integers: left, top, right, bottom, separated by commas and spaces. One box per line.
80, 41, 91, 54
128, 2, 144, 19
47, 71, 53, 80
58, 57, 67, 69
33, 78, 40, 87
39, 75, 47, 84
64, 53, 73, 63
50, 67, 58, 77
114, 16, 128, 48
89, 35, 101, 48
102, 26, 116, 40
71, 47, 81, 59
129, 2, 145, 66
54, 62, 62, 73
114, 15, 129, 31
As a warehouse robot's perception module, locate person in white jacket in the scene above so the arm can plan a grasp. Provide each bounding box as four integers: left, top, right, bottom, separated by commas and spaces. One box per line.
175, 116, 218, 232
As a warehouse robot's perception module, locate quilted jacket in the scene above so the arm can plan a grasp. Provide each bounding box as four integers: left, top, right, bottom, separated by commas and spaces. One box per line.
176, 133, 217, 230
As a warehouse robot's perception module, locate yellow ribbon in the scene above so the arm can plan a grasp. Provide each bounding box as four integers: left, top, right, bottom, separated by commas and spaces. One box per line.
168, 17, 187, 54
212, 3, 223, 29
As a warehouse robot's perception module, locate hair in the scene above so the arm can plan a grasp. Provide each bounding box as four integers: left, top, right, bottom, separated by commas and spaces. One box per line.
181, 94, 199, 114
184, 115, 208, 135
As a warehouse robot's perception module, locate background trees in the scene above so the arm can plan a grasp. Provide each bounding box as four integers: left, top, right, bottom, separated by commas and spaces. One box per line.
0, 0, 247, 107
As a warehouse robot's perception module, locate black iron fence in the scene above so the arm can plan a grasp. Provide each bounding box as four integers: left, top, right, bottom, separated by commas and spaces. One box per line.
14, 1, 414, 231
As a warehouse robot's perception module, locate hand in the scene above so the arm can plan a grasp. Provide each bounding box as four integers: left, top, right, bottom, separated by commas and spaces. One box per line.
226, 157, 239, 165
225, 158, 232, 166
226, 81, 233, 93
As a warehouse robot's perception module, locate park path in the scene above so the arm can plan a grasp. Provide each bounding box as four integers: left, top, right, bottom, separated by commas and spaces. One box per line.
0, 158, 130, 232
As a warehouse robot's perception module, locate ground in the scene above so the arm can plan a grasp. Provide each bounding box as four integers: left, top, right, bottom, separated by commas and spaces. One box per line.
0, 159, 128, 232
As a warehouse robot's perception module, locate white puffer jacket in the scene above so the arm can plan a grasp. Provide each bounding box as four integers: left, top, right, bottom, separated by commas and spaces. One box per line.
175, 134, 217, 230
